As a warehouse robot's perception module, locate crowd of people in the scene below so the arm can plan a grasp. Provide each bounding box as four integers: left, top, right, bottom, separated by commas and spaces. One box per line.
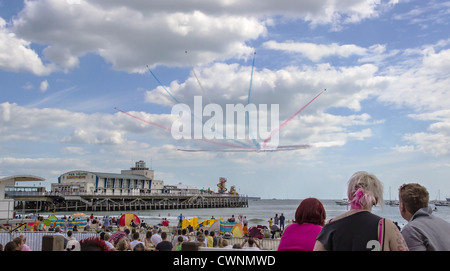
277, 171, 450, 251
0, 218, 265, 251
1, 171, 450, 251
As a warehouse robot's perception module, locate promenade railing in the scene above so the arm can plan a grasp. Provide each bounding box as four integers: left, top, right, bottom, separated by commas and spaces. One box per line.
0, 231, 280, 251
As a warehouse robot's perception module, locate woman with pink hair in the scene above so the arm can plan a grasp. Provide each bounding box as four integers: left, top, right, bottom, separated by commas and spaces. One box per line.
314, 171, 408, 251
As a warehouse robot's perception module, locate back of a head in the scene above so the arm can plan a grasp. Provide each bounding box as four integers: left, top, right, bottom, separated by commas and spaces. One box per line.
133, 243, 145, 251
197, 234, 205, 242
67, 240, 81, 251
4, 241, 18, 251
79, 237, 109, 251
399, 183, 429, 214
347, 171, 384, 210
133, 232, 140, 240
116, 238, 128, 251
294, 197, 326, 226
248, 237, 255, 246
161, 232, 167, 240
222, 239, 228, 247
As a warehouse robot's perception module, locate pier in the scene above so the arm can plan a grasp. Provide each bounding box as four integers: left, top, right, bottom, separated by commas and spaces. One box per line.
2, 161, 249, 215
11, 192, 249, 213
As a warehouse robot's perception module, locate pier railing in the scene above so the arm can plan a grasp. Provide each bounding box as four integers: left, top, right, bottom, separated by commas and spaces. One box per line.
8, 191, 246, 197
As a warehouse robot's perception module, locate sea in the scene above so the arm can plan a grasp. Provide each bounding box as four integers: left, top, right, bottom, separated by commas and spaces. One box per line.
35, 199, 450, 229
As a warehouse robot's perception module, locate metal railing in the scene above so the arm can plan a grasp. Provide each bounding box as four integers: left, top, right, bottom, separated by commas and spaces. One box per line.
0, 231, 280, 251
8, 191, 245, 197
0, 231, 99, 251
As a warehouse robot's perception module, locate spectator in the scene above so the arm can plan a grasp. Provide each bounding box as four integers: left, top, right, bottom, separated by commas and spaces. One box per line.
151, 229, 162, 247
205, 230, 213, 247
155, 232, 173, 251
144, 231, 153, 250
241, 237, 260, 250
104, 233, 116, 251
278, 198, 325, 251
314, 171, 408, 251
279, 213, 286, 231
79, 237, 109, 251
399, 183, 450, 251
116, 238, 131, 251
173, 236, 184, 251
19, 235, 31, 251
12, 237, 23, 251
67, 230, 76, 242
219, 239, 232, 249
130, 232, 144, 250
195, 233, 206, 247
4, 241, 18, 251
133, 243, 145, 251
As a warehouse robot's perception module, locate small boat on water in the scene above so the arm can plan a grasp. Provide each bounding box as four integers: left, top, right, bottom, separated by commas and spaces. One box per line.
434, 201, 449, 207
335, 199, 348, 206
386, 200, 399, 206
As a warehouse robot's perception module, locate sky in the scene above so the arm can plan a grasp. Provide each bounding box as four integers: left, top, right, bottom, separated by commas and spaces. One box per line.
1, 0, 450, 200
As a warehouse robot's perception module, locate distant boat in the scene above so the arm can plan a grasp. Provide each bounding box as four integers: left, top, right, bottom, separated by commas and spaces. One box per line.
386, 200, 399, 206
386, 186, 399, 206
434, 201, 449, 207
335, 199, 348, 206
432, 190, 449, 206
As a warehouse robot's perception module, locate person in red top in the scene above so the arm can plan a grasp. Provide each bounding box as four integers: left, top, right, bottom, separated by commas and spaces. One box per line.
277, 198, 326, 251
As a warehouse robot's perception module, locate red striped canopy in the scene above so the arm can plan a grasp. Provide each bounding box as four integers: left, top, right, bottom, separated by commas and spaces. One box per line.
118, 213, 140, 227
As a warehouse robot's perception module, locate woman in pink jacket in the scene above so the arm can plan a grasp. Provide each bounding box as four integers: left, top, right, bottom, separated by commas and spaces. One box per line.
277, 198, 325, 251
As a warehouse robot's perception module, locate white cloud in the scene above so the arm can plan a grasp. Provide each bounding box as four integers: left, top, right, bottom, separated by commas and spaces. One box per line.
263, 41, 368, 62
376, 41, 450, 112
0, 17, 51, 75
145, 62, 382, 115
12, 0, 266, 73
7, 0, 396, 74
39, 80, 49, 92
397, 109, 450, 156
22, 82, 34, 90
60, 146, 89, 155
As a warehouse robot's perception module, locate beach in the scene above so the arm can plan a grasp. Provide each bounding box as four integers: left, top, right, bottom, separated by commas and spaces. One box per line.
33, 198, 450, 229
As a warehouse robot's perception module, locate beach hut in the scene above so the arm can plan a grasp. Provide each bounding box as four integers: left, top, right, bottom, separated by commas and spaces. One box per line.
119, 213, 141, 227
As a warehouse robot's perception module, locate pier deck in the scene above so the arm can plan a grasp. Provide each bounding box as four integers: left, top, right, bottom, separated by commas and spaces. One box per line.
11, 193, 249, 213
